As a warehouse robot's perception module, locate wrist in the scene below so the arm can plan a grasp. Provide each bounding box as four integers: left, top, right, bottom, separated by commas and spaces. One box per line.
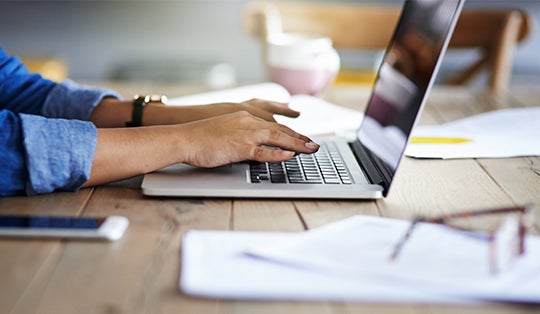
90, 98, 131, 128
126, 95, 167, 127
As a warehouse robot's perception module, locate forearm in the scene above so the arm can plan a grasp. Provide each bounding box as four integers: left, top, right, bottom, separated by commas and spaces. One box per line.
89, 98, 299, 127
89, 98, 225, 127
84, 125, 183, 187
89, 98, 195, 127
88, 98, 133, 128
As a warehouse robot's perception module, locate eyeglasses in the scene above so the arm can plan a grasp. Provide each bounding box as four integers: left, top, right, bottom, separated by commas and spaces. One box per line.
389, 204, 535, 274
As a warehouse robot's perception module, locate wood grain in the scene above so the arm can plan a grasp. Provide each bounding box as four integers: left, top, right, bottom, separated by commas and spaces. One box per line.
1, 86, 539, 313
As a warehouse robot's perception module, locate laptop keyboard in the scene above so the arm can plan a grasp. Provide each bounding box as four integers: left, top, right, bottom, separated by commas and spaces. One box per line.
249, 142, 353, 185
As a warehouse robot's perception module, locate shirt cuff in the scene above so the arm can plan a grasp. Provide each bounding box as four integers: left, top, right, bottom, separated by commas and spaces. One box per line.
20, 113, 97, 195
41, 79, 122, 120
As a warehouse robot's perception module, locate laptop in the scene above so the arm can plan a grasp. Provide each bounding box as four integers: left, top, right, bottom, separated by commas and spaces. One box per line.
142, 0, 465, 199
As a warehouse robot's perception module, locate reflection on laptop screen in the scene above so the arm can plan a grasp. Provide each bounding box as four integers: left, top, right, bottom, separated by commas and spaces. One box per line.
357, 0, 463, 176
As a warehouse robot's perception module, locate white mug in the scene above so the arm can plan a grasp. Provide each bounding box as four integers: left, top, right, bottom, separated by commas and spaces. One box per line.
267, 33, 340, 96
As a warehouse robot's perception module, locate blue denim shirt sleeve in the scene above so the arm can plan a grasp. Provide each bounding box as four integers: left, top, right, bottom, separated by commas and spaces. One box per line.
21, 114, 98, 196
0, 110, 28, 196
0, 111, 98, 196
0, 48, 55, 115
0, 47, 122, 196
42, 79, 121, 120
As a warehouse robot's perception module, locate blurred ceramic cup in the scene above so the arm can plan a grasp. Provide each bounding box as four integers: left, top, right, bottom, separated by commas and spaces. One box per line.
267, 33, 340, 96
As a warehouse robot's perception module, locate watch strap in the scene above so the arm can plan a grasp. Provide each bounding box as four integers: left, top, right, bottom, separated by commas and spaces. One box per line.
125, 95, 147, 127
125, 95, 167, 127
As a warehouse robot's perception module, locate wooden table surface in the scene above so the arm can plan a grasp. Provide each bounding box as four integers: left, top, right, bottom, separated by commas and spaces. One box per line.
1, 83, 539, 314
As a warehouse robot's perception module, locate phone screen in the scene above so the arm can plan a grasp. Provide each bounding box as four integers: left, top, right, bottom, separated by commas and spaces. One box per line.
0, 216, 106, 230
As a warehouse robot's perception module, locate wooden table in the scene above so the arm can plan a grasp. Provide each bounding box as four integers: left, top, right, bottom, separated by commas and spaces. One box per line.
1, 84, 539, 314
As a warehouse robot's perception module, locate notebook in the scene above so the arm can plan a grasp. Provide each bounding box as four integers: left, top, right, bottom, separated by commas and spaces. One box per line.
142, 0, 465, 199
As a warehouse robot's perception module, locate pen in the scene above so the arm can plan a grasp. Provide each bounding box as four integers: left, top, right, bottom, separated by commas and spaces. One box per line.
410, 137, 472, 144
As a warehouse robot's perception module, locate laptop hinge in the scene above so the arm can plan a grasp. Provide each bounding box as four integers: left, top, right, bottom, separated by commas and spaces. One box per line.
350, 141, 393, 197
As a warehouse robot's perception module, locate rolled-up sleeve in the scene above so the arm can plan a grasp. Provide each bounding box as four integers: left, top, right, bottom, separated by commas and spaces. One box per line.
42, 79, 121, 120
1, 48, 122, 196
20, 114, 97, 196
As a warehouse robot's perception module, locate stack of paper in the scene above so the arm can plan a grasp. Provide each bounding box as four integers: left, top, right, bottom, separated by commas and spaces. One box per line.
180, 215, 540, 303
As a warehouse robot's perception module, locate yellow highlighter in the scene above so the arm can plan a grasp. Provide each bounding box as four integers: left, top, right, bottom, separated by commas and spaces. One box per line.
410, 137, 472, 144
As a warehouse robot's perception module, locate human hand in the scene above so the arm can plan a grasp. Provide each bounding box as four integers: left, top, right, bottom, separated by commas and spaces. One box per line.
221, 98, 300, 122
174, 111, 318, 168
144, 98, 299, 125
87, 110, 316, 187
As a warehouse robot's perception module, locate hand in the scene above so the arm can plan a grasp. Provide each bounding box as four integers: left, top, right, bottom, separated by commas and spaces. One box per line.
174, 111, 319, 168
87, 110, 318, 187
145, 98, 300, 125
214, 98, 300, 122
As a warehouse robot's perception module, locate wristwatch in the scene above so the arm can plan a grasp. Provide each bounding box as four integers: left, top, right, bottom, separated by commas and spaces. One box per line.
125, 94, 167, 127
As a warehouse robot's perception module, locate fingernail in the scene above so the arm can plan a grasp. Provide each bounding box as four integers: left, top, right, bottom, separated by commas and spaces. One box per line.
305, 141, 319, 150
282, 151, 295, 159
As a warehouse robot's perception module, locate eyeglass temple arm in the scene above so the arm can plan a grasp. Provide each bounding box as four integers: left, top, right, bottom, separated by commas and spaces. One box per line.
389, 217, 422, 261
389, 205, 533, 261
422, 205, 531, 224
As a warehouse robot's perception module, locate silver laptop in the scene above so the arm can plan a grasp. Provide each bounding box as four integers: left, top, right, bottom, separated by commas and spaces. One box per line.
142, 0, 465, 199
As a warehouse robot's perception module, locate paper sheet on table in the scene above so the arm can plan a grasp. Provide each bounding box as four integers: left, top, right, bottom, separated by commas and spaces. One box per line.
245, 215, 540, 303
180, 229, 468, 303
168, 83, 363, 136
406, 107, 540, 159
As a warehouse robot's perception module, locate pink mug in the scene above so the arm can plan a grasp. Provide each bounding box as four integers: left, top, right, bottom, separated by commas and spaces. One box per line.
267, 33, 340, 96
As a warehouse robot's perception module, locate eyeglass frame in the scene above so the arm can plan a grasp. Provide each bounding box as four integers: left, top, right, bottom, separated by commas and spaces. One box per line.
389, 204, 535, 274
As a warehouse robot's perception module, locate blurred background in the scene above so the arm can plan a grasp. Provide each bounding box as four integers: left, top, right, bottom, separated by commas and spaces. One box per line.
2, 0, 539, 90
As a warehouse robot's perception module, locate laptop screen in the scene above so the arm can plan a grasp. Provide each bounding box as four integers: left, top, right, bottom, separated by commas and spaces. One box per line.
356, 0, 464, 187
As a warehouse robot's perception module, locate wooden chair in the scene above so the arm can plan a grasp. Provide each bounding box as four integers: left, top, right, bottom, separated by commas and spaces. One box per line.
243, 1, 533, 92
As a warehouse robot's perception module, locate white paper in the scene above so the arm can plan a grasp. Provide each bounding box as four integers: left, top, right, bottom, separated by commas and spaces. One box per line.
276, 94, 363, 136
406, 107, 540, 159
168, 82, 291, 106
245, 215, 540, 303
180, 229, 468, 303
181, 215, 540, 303
168, 83, 363, 136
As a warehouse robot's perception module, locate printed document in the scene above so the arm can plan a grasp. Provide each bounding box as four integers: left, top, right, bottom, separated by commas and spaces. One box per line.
406, 107, 540, 159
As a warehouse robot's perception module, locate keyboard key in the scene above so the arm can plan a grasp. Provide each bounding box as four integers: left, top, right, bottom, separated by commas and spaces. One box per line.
249, 143, 353, 185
